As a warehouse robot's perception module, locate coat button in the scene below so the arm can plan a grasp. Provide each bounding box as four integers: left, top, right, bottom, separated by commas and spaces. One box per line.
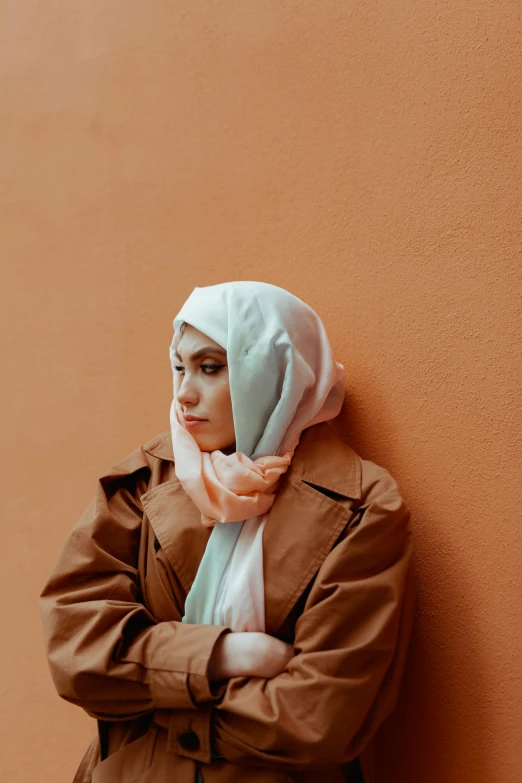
178, 730, 200, 751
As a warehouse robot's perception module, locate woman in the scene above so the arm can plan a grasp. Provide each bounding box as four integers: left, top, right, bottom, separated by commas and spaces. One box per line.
39, 281, 416, 783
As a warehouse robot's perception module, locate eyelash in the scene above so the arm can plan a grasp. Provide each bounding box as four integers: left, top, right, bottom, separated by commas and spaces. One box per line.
174, 364, 223, 375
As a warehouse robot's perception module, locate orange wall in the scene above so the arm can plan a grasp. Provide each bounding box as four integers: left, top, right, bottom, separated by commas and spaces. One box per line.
1, 2, 520, 781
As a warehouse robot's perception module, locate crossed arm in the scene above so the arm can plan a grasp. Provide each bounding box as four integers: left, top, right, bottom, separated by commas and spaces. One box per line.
39, 462, 415, 770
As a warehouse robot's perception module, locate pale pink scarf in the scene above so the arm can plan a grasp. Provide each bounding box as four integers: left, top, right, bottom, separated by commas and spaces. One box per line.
170, 396, 295, 528
171, 395, 305, 631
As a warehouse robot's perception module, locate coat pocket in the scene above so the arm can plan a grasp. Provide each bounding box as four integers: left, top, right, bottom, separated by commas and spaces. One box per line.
91, 724, 158, 783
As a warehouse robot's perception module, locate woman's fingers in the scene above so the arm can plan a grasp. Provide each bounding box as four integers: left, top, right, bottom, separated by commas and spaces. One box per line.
208, 631, 295, 681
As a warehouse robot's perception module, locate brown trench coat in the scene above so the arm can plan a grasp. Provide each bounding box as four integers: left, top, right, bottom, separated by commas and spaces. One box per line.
39, 421, 416, 783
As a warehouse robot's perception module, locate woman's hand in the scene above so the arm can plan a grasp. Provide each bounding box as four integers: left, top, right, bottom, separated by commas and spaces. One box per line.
208, 631, 295, 682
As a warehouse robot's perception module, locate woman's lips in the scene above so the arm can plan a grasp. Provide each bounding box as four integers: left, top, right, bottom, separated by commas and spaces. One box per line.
184, 419, 208, 429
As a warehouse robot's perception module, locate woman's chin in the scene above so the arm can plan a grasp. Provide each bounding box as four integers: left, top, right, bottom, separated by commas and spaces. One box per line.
200, 440, 236, 455
196, 437, 236, 455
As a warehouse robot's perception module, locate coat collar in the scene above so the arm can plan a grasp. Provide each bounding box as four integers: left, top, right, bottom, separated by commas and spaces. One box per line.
143, 421, 361, 500
141, 422, 361, 634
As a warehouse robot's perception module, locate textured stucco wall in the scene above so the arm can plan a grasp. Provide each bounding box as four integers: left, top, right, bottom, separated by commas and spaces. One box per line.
1, 2, 520, 782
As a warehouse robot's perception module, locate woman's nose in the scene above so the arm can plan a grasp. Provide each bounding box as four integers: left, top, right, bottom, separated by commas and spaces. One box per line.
176, 376, 199, 405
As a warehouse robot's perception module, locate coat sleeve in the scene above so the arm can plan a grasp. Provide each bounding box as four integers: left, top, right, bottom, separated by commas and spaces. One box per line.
207, 461, 417, 771
39, 449, 231, 723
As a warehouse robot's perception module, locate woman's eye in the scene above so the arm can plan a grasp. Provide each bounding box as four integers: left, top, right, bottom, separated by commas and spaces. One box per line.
174, 364, 223, 375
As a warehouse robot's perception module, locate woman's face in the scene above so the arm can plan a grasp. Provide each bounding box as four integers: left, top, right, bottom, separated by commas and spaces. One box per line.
173, 324, 236, 454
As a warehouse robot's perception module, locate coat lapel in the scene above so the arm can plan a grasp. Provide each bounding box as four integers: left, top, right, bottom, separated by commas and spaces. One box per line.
141, 422, 362, 633
261, 424, 362, 633
141, 479, 211, 596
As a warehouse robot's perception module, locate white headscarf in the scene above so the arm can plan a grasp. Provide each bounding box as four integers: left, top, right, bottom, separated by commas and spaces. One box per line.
169, 281, 345, 631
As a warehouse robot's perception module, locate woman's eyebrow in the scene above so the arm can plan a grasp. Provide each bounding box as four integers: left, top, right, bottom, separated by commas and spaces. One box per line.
174, 346, 227, 362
